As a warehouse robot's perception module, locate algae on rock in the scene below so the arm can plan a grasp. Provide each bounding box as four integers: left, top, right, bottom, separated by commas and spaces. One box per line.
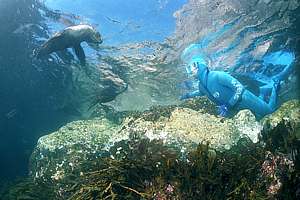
262, 99, 300, 138
2, 99, 299, 200
30, 118, 126, 183
261, 100, 300, 159
30, 97, 262, 185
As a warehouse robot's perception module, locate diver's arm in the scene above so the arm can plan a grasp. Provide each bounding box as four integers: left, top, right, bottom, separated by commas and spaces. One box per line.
217, 72, 244, 107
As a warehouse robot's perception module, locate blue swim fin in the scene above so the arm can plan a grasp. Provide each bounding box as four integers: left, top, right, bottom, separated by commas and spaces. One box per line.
263, 51, 295, 81
263, 51, 295, 67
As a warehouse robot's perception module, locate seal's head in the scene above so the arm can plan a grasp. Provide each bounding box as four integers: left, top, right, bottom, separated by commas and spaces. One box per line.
67, 24, 103, 49
86, 26, 103, 44
84, 25, 103, 49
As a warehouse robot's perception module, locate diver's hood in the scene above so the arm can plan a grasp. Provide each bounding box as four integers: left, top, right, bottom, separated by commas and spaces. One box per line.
181, 43, 208, 76
185, 56, 208, 76
188, 57, 207, 68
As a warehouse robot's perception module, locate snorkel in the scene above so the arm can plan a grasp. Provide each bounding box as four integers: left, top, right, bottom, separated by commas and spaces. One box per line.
186, 56, 207, 77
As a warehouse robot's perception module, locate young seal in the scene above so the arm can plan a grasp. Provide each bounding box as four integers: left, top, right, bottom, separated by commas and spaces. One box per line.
35, 24, 102, 65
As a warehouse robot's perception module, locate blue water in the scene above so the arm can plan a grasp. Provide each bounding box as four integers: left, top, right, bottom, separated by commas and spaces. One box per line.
45, 0, 187, 44
0, 0, 188, 182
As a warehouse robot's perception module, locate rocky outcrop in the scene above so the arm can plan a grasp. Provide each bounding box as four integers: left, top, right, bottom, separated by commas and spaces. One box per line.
30, 97, 265, 184
14, 99, 299, 200
261, 100, 300, 158
29, 118, 125, 182
121, 107, 261, 149
262, 99, 300, 132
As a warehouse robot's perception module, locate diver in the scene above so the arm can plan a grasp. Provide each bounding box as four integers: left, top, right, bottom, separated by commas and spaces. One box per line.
34, 24, 102, 65
180, 51, 295, 120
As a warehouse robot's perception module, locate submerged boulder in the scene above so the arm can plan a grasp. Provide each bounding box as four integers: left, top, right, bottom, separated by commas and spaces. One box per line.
30, 118, 126, 182
262, 99, 300, 133
261, 100, 300, 156
20, 99, 298, 199
121, 107, 261, 150
30, 97, 263, 184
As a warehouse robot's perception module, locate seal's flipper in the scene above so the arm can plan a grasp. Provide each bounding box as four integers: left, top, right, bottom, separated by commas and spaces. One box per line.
74, 44, 86, 65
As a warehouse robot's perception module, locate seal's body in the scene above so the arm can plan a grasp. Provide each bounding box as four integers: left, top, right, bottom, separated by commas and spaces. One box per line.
36, 25, 102, 65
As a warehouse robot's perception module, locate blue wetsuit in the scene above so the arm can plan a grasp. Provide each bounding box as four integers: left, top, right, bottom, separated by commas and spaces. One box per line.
181, 53, 294, 119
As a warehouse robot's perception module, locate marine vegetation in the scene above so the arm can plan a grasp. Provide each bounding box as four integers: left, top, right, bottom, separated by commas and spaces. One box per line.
1, 136, 298, 200
1, 100, 299, 200
0, 178, 56, 200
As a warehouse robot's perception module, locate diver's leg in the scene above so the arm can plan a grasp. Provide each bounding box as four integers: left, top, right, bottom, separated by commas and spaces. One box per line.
259, 85, 270, 100
256, 73, 284, 103
267, 84, 278, 110
236, 90, 276, 119
271, 63, 293, 93
270, 51, 294, 82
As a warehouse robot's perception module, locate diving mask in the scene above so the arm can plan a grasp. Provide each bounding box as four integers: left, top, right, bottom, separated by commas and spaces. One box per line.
185, 57, 208, 77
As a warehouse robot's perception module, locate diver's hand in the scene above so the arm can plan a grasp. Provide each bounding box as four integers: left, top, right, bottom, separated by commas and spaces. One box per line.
217, 105, 228, 117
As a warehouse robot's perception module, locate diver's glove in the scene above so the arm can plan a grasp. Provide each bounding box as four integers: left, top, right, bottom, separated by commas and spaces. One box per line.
217, 105, 228, 117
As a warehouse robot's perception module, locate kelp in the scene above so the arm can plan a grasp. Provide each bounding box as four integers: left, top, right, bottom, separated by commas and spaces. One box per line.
1, 132, 298, 200
34, 135, 269, 200
261, 119, 300, 200
66, 136, 296, 199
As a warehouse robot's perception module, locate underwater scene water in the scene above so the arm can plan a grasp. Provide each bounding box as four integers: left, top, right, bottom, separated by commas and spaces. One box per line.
0, 0, 299, 199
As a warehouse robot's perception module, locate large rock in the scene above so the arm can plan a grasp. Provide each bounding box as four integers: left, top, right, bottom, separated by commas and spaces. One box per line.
30, 118, 127, 182
121, 107, 261, 149
30, 98, 263, 183
6, 99, 298, 200
261, 100, 300, 155
262, 99, 300, 132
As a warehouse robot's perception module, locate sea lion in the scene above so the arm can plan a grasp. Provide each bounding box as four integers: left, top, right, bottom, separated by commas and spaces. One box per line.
35, 24, 102, 65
